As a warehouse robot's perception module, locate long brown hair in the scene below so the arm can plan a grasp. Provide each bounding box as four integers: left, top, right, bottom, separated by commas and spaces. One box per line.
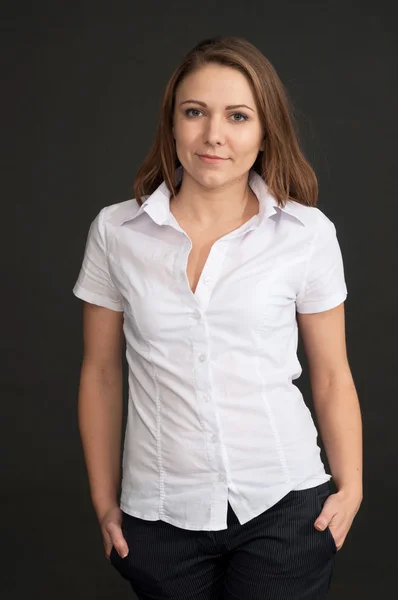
133, 36, 318, 208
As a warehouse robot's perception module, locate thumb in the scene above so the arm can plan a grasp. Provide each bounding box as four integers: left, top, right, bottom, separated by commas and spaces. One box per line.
314, 511, 330, 531
112, 532, 129, 558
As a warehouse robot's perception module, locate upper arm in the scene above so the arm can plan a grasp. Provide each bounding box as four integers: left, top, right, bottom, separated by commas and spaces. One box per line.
297, 303, 351, 390
73, 206, 125, 370
73, 207, 124, 312
82, 302, 124, 370
295, 211, 350, 387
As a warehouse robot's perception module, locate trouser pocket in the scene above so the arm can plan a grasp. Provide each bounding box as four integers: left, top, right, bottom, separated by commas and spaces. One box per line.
315, 482, 338, 554
109, 515, 131, 580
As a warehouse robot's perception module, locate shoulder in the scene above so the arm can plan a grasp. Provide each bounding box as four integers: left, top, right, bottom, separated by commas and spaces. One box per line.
283, 200, 336, 235
100, 198, 141, 226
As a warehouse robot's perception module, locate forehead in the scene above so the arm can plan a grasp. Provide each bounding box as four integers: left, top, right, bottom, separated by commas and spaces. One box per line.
176, 64, 254, 100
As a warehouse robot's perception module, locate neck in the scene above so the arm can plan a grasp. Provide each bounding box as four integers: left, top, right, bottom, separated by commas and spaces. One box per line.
170, 171, 258, 228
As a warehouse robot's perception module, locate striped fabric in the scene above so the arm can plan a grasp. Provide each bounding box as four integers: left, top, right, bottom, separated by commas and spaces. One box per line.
109, 481, 337, 599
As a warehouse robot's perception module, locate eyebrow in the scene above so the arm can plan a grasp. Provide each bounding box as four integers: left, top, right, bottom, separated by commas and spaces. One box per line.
179, 99, 255, 112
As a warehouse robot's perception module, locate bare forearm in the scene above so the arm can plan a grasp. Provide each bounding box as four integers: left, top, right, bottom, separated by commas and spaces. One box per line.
78, 361, 123, 523
313, 375, 363, 501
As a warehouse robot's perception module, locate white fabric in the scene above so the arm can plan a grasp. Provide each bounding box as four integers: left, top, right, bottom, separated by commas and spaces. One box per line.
73, 166, 347, 531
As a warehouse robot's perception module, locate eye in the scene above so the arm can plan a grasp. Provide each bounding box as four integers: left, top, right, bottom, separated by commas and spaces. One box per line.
230, 112, 249, 122
184, 108, 249, 122
185, 108, 202, 117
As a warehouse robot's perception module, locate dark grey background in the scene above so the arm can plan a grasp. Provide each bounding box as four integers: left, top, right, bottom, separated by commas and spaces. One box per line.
3, 0, 397, 598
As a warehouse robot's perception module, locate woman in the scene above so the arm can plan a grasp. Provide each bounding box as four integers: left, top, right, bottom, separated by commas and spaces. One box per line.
73, 36, 363, 599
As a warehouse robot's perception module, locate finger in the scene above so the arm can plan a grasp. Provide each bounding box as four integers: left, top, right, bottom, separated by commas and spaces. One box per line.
112, 535, 129, 558
105, 549, 112, 561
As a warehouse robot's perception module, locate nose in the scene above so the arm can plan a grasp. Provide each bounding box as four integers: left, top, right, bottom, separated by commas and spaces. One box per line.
204, 115, 226, 147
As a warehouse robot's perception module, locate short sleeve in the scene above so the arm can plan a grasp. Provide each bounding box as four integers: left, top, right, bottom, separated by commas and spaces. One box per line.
296, 212, 348, 314
72, 207, 124, 312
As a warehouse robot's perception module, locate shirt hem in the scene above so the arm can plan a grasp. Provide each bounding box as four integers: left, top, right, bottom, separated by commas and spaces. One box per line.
296, 290, 347, 314
119, 472, 332, 531
72, 285, 124, 312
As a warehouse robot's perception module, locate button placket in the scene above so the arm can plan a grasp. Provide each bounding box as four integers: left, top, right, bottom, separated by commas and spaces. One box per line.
187, 240, 230, 487
194, 242, 228, 310
193, 347, 225, 478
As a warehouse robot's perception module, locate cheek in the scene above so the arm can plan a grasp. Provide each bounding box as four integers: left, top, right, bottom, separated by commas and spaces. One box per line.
175, 130, 198, 153
174, 118, 199, 140
234, 127, 262, 149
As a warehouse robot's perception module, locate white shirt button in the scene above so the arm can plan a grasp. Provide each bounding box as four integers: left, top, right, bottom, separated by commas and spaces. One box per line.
204, 277, 211, 285
203, 394, 210, 402
218, 473, 226, 483
191, 312, 201, 319
211, 434, 217, 442
198, 354, 206, 362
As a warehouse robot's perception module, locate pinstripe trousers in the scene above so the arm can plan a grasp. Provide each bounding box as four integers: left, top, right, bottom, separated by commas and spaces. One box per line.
109, 481, 337, 599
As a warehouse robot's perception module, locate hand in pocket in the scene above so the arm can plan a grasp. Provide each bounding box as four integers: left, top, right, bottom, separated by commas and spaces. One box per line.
100, 505, 129, 561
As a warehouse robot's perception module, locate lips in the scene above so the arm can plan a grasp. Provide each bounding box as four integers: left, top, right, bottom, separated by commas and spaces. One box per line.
198, 154, 228, 165
198, 154, 226, 159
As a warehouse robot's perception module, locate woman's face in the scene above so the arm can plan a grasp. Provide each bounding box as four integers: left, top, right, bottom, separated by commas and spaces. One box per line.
172, 63, 265, 188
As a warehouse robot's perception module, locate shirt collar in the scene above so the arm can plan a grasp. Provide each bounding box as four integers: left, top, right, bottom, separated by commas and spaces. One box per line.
120, 165, 308, 227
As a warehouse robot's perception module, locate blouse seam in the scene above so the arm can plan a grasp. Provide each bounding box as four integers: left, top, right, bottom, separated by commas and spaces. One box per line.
296, 210, 321, 304
149, 339, 166, 516
99, 206, 124, 302
255, 353, 292, 484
